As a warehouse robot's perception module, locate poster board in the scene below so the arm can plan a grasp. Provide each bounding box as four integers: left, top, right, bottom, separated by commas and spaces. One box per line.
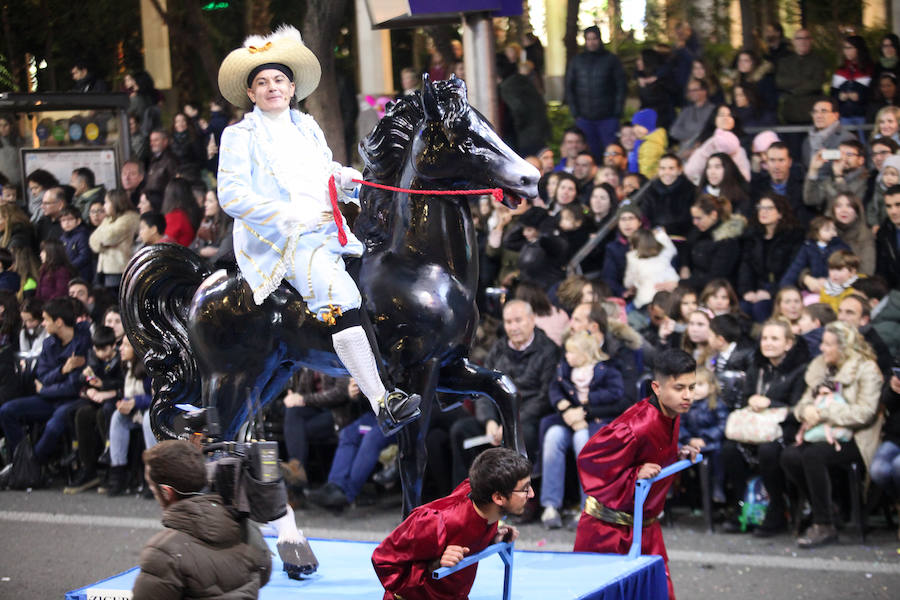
20, 147, 118, 192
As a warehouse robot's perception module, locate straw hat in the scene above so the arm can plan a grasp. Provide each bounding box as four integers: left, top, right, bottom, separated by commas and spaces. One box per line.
218, 24, 321, 110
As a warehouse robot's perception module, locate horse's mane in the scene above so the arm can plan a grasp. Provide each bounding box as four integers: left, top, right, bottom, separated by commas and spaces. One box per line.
355, 78, 468, 250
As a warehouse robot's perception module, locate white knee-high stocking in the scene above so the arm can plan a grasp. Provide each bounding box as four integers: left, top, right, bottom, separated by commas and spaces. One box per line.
332, 325, 386, 414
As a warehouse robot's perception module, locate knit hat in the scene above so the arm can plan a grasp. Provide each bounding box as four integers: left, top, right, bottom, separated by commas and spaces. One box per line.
218, 24, 321, 111
881, 153, 900, 175
713, 129, 741, 155
615, 202, 642, 221
631, 108, 657, 131
751, 130, 780, 154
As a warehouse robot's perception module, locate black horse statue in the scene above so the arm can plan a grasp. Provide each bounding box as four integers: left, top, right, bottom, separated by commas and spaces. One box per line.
120, 75, 539, 515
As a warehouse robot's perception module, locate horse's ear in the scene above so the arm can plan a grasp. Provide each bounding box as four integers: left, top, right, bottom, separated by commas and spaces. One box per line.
421, 73, 444, 122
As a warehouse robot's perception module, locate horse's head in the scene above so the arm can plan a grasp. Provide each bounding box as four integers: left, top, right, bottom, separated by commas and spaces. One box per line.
411, 74, 539, 208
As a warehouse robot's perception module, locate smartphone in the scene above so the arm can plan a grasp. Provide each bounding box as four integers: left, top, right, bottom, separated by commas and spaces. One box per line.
821, 149, 841, 161
892, 367, 900, 379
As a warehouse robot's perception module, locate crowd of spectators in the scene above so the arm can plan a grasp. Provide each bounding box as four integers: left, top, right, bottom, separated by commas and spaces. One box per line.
0, 23, 899, 551
0, 67, 235, 496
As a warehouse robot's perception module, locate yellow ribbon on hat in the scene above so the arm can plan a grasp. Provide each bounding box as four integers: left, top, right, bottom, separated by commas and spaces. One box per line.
248, 42, 273, 54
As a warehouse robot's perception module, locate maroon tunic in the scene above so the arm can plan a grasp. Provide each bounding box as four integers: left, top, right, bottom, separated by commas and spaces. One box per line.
574, 397, 680, 599
372, 480, 497, 600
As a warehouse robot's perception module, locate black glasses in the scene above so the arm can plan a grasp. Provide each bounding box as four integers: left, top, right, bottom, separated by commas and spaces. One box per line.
511, 484, 532, 494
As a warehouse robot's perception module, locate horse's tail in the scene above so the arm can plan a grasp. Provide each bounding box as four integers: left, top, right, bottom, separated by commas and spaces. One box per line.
120, 243, 211, 441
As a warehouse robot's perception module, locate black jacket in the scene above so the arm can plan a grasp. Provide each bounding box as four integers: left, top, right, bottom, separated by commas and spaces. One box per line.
750, 167, 812, 225
682, 215, 745, 291
476, 327, 560, 424
737, 225, 804, 295
875, 219, 900, 288
741, 341, 811, 409
642, 175, 696, 239
564, 48, 627, 121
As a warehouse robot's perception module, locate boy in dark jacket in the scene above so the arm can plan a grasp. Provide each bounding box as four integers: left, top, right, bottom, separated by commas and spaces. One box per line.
708, 314, 755, 409
797, 303, 837, 358
58, 205, 93, 282
65, 325, 123, 494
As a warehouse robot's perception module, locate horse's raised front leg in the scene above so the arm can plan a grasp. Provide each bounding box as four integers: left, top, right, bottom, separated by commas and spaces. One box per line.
397, 358, 440, 518
437, 357, 524, 457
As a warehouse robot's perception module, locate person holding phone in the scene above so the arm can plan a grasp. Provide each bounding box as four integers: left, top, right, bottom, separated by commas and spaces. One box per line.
803, 139, 869, 214
0, 298, 91, 488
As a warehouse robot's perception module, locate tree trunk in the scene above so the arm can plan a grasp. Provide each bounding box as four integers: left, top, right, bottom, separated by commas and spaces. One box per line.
564, 0, 580, 66
302, 0, 349, 164
148, 0, 219, 99
608, 0, 623, 46
245, 0, 272, 36
740, 0, 754, 50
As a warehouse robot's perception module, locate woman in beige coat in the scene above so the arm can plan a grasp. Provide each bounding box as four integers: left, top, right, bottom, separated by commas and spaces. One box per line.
781, 321, 883, 549
88, 189, 140, 290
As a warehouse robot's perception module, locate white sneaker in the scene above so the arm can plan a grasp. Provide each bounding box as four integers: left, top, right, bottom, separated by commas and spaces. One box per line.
541, 506, 562, 529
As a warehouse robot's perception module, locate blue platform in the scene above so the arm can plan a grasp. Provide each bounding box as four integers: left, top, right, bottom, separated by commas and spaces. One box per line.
65, 537, 667, 600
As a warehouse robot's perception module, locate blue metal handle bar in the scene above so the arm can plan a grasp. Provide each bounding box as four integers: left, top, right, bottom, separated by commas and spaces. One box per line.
628, 454, 702, 559
433, 541, 515, 600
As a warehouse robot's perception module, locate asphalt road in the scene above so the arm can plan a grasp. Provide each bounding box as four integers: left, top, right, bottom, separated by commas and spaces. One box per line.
1, 482, 899, 599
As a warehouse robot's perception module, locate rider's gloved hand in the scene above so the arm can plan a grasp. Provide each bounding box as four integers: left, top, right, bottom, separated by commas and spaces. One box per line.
339, 166, 363, 190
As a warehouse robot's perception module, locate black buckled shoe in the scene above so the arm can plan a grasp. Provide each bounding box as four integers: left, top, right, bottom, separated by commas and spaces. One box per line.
376, 390, 422, 436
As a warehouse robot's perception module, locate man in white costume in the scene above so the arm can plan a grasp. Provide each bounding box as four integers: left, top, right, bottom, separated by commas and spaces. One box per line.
217, 25, 420, 435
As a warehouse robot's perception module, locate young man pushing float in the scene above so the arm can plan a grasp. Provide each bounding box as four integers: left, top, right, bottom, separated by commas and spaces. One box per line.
574, 348, 700, 600
216, 25, 420, 436
372, 447, 532, 600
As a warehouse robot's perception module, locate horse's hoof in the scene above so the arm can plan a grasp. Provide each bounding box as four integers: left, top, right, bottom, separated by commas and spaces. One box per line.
377, 391, 422, 436
278, 537, 319, 579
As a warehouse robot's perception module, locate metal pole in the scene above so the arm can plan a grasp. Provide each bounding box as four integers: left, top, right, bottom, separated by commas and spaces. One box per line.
463, 11, 498, 128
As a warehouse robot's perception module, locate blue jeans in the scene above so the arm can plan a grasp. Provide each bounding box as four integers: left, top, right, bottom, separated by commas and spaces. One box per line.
575, 117, 620, 160
0, 395, 79, 462
540, 422, 603, 509
327, 412, 395, 501
870, 440, 900, 498
109, 410, 158, 467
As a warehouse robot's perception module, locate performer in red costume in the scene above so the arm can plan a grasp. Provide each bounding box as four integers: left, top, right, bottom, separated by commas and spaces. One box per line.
372, 448, 532, 600
574, 348, 700, 600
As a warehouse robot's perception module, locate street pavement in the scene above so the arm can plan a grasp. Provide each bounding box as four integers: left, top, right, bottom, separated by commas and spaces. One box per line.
1, 482, 898, 599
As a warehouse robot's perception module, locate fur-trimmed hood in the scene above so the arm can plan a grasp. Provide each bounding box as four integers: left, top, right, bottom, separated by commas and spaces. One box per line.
711, 214, 747, 242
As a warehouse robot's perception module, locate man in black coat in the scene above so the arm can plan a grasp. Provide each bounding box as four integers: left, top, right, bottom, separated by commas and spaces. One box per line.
564, 26, 626, 159
751, 142, 811, 225
876, 186, 900, 288
450, 300, 559, 483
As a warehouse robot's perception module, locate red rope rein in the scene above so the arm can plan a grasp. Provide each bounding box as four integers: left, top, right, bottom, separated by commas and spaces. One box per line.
327, 175, 504, 246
